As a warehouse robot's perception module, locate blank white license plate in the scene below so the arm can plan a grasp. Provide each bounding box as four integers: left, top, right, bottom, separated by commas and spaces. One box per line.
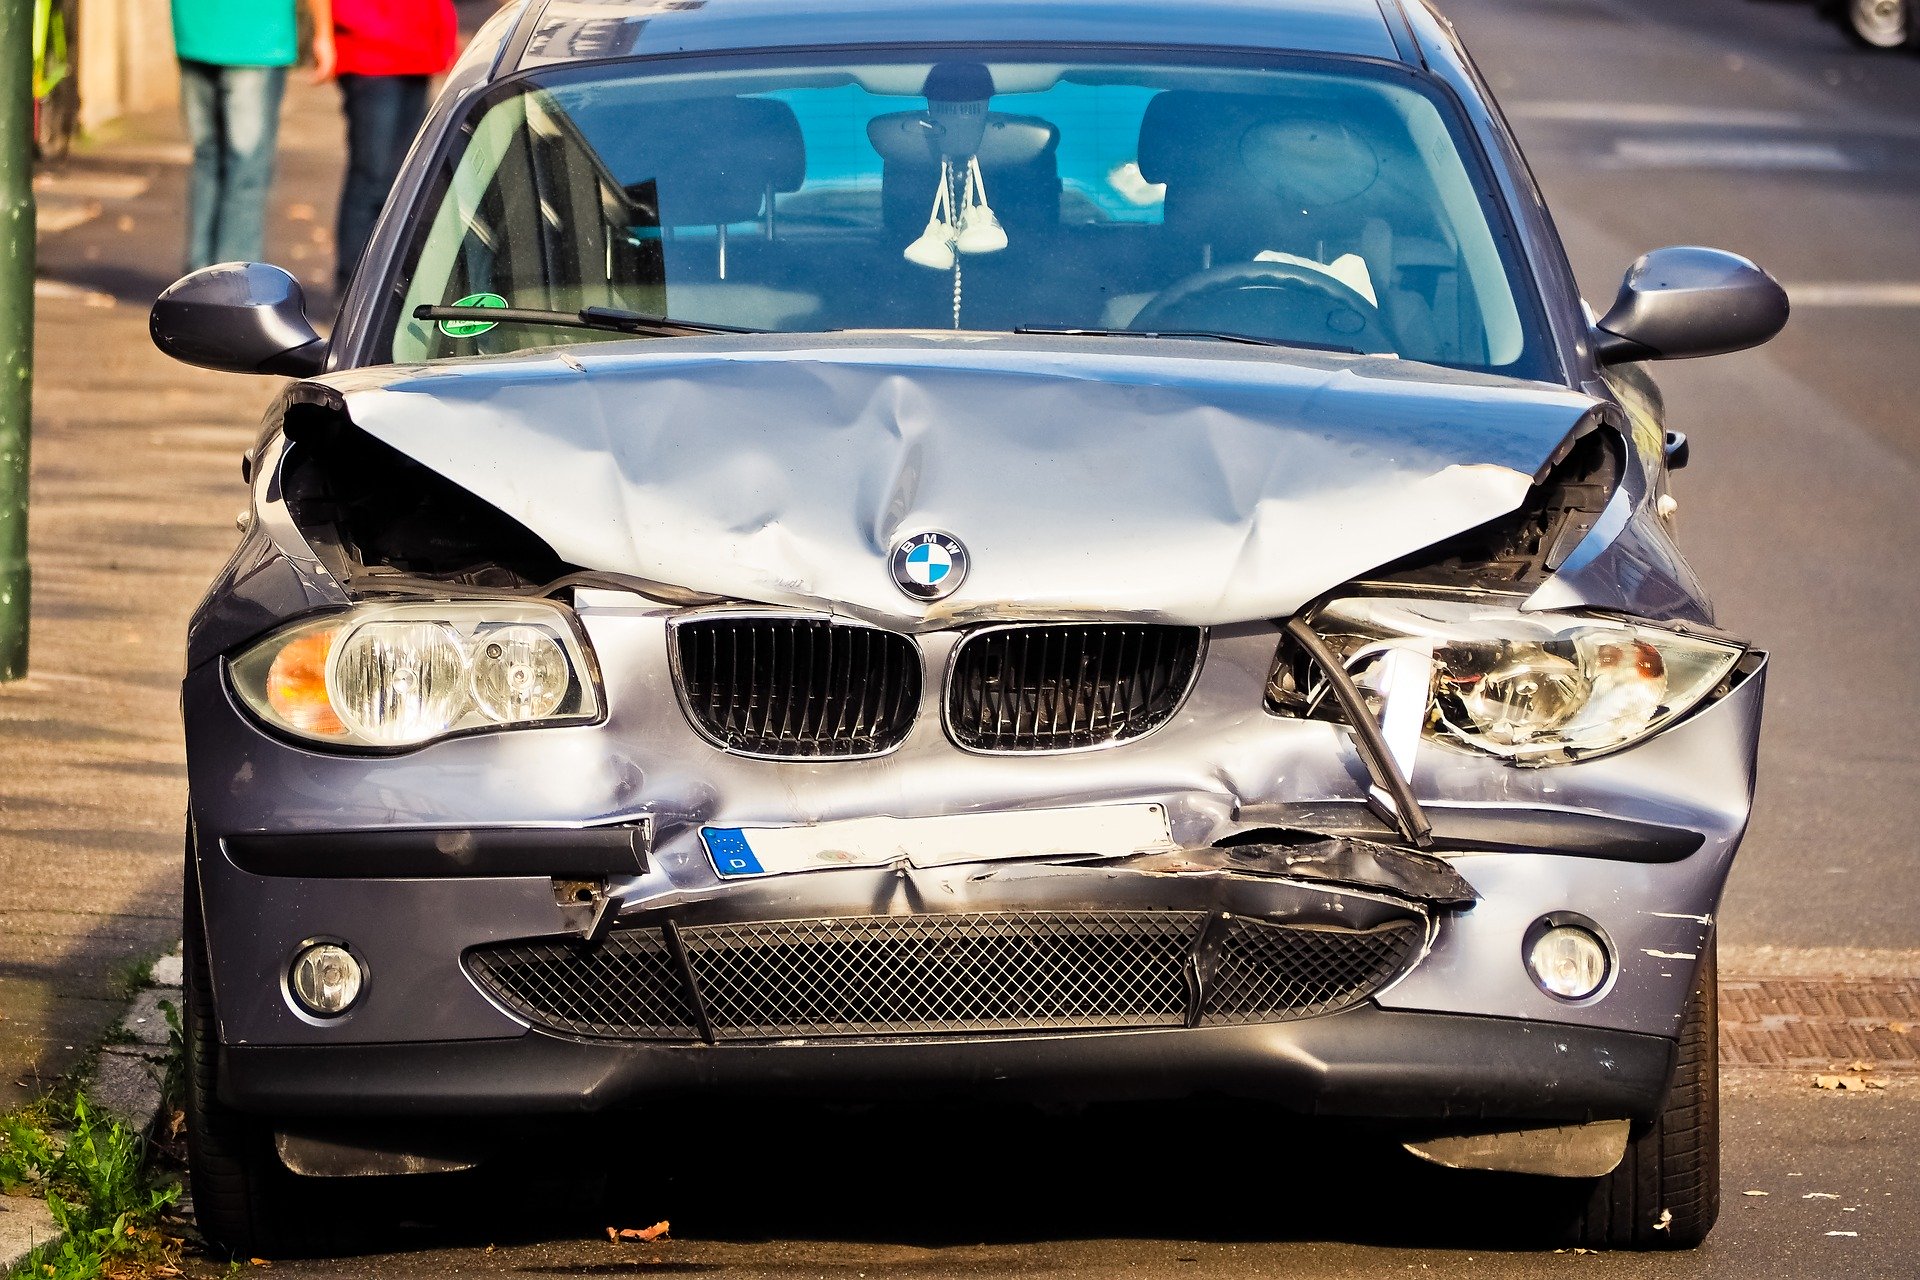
700, 804, 1173, 879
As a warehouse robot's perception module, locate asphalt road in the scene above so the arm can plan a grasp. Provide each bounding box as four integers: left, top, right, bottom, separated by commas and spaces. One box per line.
146, 0, 1916, 1274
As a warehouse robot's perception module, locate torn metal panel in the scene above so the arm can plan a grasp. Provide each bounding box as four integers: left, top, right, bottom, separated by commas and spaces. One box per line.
1522, 424, 1714, 624
274, 1126, 482, 1177
1123, 839, 1479, 908
1404, 1119, 1630, 1178
314, 335, 1599, 628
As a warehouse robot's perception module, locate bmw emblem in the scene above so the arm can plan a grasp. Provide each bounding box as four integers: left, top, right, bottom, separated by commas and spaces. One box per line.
890, 530, 969, 602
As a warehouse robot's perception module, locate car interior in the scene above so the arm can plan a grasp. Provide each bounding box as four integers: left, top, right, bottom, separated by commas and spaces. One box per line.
390, 59, 1532, 375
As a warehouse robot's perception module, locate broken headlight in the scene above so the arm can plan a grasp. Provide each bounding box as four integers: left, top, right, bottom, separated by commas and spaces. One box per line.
1268, 596, 1743, 765
228, 601, 601, 749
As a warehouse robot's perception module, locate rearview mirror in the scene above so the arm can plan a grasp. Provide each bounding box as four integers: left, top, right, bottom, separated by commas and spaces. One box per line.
149, 262, 326, 376
1594, 246, 1788, 365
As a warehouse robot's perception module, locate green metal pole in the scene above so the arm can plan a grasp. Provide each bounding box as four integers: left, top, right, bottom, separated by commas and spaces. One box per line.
0, 0, 33, 678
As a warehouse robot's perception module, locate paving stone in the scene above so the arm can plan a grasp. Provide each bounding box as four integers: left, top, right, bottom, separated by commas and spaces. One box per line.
1721, 976, 1920, 1071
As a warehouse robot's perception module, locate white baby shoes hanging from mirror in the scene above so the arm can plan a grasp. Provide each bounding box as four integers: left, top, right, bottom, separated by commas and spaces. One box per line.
904, 158, 959, 270
955, 156, 1007, 255
905, 156, 1007, 268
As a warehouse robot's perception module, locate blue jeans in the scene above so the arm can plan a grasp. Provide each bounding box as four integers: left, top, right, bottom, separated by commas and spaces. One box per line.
336, 74, 431, 294
179, 60, 288, 272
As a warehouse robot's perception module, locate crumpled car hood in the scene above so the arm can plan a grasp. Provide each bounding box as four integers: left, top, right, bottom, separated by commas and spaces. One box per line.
318, 335, 1600, 627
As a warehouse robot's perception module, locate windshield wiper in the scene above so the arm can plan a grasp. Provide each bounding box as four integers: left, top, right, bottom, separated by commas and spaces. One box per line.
1013, 325, 1361, 354
413, 304, 763, 337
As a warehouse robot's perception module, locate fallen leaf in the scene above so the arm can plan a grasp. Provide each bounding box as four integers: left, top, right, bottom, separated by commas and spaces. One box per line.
1653, 1208, 1672, 1232
612, 1221, 670, 1243
1743, 1190, 1768, 1197
1813, 1074, 1885, 1091
605, 1228, 619, 1243
1805, 1192, 1841, 1200
250, 1260, 271, 1268
1889, 1021, 1910, 1035
1847, 1060, 1876, 1073
1827, 1231, 1858, 1237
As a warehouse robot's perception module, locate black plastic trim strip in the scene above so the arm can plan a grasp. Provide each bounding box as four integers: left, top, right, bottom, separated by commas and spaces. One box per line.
498, 0, 550, 75
218, 1007, 1676, 1122
1374, 0, 1425, 67
224, 823, 649, 879
1255, 803, 1706, 863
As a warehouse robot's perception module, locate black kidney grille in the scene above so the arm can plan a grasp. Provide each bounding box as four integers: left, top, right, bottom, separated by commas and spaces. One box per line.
947, 625, 1202, 751
1201, 918, 1423, 1025
674, 616, 921, 757
464, 911, 1423, 1042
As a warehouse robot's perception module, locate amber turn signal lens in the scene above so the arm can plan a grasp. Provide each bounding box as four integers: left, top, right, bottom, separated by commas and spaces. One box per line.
266, 627, 345, 735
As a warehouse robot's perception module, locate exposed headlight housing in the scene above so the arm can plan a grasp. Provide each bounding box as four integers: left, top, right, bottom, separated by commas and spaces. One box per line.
1268, 595, 1744, 765
229, 601, 601, 749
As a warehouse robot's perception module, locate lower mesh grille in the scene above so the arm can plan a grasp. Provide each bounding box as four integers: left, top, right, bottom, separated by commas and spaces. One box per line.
466, 912, 1422, 1042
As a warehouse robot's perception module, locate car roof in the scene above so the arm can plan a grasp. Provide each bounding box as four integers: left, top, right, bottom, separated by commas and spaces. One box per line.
499, 0, 1422, 74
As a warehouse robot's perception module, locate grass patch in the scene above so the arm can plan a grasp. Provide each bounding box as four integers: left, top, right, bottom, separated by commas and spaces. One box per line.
107, 957, 160, 1004
2, 948, 195, 1279
3, 1088, 186, 1280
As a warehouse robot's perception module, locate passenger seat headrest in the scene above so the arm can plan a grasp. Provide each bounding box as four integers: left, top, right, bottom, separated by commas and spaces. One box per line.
605, 96, 806, 228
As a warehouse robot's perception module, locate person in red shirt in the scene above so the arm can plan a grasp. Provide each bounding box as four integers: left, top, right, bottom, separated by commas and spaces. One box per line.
310, 0, 458, 297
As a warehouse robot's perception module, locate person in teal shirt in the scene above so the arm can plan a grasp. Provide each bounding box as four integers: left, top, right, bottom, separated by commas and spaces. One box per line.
170, 0, 319, 271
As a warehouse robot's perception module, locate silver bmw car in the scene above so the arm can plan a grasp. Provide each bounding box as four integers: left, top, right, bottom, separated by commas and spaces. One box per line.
152, 0, 1785, 1256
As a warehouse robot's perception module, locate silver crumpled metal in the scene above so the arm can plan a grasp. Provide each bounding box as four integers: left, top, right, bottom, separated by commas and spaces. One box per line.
323, 334, 1600, 627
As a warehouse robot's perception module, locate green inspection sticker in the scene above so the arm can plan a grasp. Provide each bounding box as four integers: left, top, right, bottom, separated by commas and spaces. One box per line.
439, 292, 508, 337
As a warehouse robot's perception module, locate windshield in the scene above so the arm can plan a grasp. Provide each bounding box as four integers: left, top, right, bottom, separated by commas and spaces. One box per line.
386, 51, 1547, 376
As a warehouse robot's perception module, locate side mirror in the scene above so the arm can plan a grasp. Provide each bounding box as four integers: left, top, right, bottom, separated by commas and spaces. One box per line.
149, 263, 326, 376
1594, 246, 1788, 365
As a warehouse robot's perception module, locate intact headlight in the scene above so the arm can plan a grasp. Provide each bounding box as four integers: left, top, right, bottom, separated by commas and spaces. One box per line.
1268, 596, 1744, 765
229, 601, 601, 749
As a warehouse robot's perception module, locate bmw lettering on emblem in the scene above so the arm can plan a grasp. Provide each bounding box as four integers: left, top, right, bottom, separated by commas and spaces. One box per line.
890, 531, 969, 601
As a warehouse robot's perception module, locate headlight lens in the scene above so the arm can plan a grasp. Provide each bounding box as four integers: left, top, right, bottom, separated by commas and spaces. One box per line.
1270, 596, 1743, 764
230, 602, 600, 749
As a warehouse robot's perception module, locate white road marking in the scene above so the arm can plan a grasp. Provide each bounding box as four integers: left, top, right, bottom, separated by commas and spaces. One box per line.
1722, 945, 1920, 977
1600, 138, 1856, 171
32, 172, 149, 201
1786, 283, 1920, 307
35, 202, 99, 234
33, 279, 115, 308
1511, 100, 1809, 129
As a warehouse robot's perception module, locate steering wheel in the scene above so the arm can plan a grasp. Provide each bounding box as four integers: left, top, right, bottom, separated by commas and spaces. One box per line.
1129, 259, 1395, 354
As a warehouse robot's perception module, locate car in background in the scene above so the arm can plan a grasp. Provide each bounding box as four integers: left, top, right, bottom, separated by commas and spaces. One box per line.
1816, 0, 1918, 51
150, 0, 1786, 1258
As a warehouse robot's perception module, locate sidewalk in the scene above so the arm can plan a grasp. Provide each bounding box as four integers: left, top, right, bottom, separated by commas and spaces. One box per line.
0, 73, 348, 1111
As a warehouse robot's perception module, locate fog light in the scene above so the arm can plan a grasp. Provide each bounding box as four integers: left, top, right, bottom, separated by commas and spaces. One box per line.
1527, 925, 1609, 1000
289, 943, 363, 1017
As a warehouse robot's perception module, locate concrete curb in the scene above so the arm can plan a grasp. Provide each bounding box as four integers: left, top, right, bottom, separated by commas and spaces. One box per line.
0, 946, 185, 1275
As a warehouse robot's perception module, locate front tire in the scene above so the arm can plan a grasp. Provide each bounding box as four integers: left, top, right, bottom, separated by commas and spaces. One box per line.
1566, 939, 1720, 1249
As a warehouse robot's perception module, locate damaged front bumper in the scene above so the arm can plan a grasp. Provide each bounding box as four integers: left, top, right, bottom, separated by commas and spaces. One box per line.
185, 593, 1764, 1137
211, 828, 1673, 1127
